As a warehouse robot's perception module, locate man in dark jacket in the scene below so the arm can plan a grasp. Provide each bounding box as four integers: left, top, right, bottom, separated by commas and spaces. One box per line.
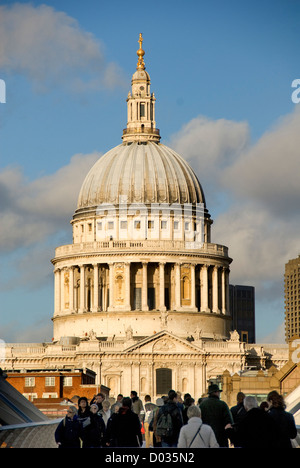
156, 389, 183, 447
106, 397, 142, 447
200, 383, 233, 447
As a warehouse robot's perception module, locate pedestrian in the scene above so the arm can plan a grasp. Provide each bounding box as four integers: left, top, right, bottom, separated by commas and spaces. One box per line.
81, 403, 106, 448
182, 396, 195, 425
230, 392, 247, 424
178, 405, 219, 448
100, 400, 112, 428
199, 383, 233, 447
106, 396, 143, 447
267, 390, 297, 448
131, 390, 145, 423
77, 397, 90, 422
111, 394, 123, 413
234, 395, 277, 448
54, 406, 82, 448
91, 393, 105, 412
156, 389, 183, 447
144, 395, 157, 448
152, 397, 165, 447
229, 391, 247, 446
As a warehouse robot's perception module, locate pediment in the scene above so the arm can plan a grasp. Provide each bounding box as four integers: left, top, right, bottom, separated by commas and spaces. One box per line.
124, 330, 205, 355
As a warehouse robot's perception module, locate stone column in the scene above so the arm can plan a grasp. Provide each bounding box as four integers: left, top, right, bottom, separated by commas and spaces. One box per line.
69, 266, 74, 313
200, 265, 209, 312
60, 267, 65, 313
225, 268, 230, 315
159, 262, 166, 311
175, 263, 181, 310
54, 268, 61, 316
124, 262, 131, 310
190, 264, 196, 310
222, 267, 226, 315
92, 263, 99, 312
212, 266, 220, 313
108, 262, 115, 311
79, 265, 86, 313
142, 262, 149, 311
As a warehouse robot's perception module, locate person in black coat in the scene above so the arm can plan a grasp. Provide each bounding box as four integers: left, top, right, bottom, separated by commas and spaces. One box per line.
106, 397, 142, 447
81, 403, 106, 448
234, 396, 278, 448
267, 391, 297, 448
77, 397, 90, 423
156, 389, 183, 447
55, 406, 82, 448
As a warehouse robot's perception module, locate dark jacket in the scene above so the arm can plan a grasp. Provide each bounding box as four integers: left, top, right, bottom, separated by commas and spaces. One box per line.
81, 413, 106, 448
235, 407, 278, 448
231, 402, 247, 425
107, 406, 142, 447
200, 395, 233, 447
156, 400, 183, 444
55, 415, 82, 448
268, 406, 297, 448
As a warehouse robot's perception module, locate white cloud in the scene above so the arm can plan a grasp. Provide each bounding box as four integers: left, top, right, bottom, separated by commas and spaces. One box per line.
222, 106, 300, 218
168, 109, 300, 342
167, 115, 250, 205
0, 152, 100, 251
0, 3, 126, 92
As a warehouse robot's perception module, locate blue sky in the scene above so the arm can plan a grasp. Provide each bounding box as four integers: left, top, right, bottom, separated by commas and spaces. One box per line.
0, 0, 299, 343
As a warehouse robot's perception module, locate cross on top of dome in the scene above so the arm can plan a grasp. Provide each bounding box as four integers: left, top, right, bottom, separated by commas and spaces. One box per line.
136, 33, 146, 70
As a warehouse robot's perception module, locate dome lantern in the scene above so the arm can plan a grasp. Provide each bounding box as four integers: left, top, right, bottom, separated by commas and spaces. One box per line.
122, 34, 160, 143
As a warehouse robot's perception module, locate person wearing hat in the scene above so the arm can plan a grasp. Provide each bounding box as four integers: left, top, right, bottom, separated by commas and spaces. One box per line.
199, 383, 233, 447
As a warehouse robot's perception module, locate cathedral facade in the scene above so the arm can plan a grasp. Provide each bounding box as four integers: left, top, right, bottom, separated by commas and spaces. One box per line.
2, 35, 289, 400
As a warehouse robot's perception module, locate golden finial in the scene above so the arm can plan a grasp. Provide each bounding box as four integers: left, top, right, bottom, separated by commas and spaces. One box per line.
136, 33, 145, 70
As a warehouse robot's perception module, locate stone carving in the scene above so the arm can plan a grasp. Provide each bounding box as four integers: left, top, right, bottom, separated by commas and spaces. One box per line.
153, 339, 175, 353
160, 310, 168, 328
229, 330, 240, 342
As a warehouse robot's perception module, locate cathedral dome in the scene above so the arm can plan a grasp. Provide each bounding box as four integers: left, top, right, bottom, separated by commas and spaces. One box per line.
76, 141, 206, 211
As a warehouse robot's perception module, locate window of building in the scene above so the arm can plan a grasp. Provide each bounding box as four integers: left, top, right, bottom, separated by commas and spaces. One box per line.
108, 221, 114, 230
63, 377, 73, 387
25, 377, 35, 387
97, 222, 102, 230
140, 102, 145, 117
23, 393, 38, 401
88, 223, 92, 232
45, 376, 55, 387
174, 220, 179, 230
120, 220, 127, 229
148, 220, 154, 229
185, 222, 190, 231
161, 220, 167, 229
134, 220, 141, 229
43, 392, 58, 398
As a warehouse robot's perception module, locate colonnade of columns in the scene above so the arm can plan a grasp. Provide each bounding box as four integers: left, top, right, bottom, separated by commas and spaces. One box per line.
54, 261, 230, 317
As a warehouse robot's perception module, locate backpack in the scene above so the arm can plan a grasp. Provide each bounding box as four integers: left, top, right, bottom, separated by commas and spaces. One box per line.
156, 410, 173, 438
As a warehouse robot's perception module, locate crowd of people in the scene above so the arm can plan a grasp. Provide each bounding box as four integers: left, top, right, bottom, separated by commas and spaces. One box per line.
54, 385, 298, 448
